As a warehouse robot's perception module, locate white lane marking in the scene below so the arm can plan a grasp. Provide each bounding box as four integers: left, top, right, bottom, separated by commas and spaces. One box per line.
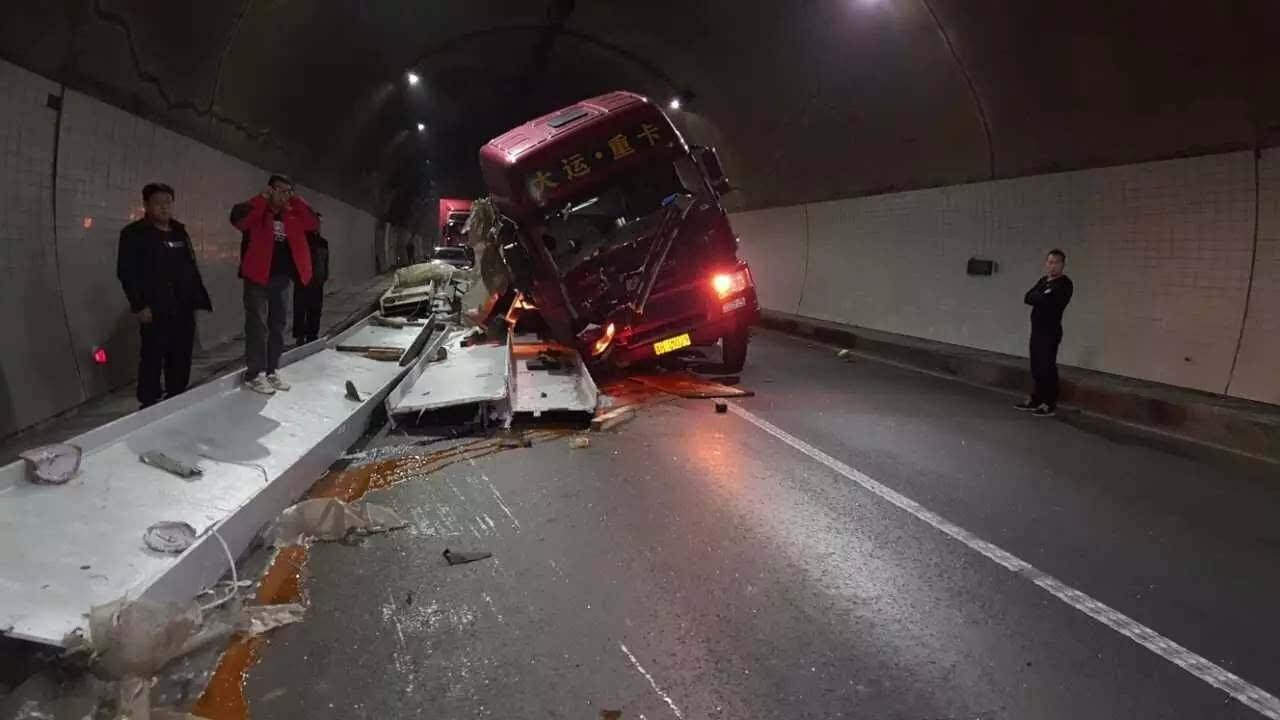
619, 642, 685, 720
727, 402, 1280, 720
469, 459, 521, 531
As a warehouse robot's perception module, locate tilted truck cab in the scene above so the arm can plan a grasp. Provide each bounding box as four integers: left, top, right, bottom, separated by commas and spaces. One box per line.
478, 91, 759, 371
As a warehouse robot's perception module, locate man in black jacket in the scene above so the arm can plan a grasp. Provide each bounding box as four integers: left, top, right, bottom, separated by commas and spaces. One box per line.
1016, 249, 1073, 417
116, 183, 213, 408
292, 213, 330, 345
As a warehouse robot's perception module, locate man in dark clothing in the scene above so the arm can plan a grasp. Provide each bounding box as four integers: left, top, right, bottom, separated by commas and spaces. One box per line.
230, 173, 318, 395
1016, 249, 1074, 417
293, 213, 330, 346
116, 183, 214, 408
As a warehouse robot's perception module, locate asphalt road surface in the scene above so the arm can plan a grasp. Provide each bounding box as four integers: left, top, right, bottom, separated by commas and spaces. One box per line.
244, 329, 1280, 719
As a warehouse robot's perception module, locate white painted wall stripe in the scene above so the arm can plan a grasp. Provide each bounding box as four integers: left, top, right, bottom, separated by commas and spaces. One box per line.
727, 402, 1280, 719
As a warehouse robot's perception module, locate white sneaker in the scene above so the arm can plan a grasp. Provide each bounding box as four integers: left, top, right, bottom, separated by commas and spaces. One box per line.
266, 373, 291, 391
245, 374, 276, 395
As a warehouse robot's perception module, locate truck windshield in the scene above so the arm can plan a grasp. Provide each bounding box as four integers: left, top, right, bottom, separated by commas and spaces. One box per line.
541, 159, 684, 271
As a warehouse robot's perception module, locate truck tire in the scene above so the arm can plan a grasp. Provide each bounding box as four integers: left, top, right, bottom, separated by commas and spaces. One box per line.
721, 327, 749, 373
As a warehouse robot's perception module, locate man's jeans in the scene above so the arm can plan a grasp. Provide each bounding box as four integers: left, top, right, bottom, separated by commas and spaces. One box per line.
244, 275, 292, 379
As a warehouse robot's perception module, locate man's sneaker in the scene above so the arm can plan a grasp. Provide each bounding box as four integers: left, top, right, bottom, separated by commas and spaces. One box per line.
1031, 403, 1055, 417
1013, 400, 1037, 411
245, 374, 276, 395
266, 373, 291, 391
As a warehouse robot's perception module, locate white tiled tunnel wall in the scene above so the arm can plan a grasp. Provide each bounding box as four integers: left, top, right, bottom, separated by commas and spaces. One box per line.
55, 90, 382, 401
0, 58, 386, 436
1229, 149, 1280, 403
0, 61, 81, 437
736, 151, 1272, 401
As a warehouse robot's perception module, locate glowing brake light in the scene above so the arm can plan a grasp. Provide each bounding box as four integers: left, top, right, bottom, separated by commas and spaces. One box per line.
712, 269, 751, 299
592, 322, 616, 356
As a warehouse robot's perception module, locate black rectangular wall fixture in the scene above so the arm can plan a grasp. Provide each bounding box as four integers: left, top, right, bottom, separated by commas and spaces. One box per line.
967, 258, 997, 276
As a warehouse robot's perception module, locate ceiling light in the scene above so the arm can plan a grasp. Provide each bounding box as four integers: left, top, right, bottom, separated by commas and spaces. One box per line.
416, 122, 426, 132
406, 72, 420, 86
668, 97, 681, 111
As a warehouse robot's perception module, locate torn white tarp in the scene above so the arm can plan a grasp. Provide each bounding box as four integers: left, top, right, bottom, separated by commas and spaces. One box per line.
268, 498, 407, 546
240, 603, 306, 636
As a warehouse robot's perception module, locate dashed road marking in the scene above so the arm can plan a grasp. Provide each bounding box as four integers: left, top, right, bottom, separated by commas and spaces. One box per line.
620, 642, 685, 719
727, 401, 1280, 719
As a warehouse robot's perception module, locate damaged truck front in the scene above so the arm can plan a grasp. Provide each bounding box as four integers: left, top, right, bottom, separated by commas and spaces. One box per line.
477, 91, 759, 372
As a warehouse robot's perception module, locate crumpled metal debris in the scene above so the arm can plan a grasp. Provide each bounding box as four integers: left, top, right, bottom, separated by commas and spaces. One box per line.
140, 451, 203, 478
240, 603, 306, 637
442, 548, 492, 566
143, 521, 197, 554
345, 380, 362, 401
569, 436, 591, 449
18, 443, 82, 484
268, 498, 408, 546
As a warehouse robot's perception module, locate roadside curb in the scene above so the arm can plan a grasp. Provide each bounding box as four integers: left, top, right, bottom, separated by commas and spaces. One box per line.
760, 311, 1280, 464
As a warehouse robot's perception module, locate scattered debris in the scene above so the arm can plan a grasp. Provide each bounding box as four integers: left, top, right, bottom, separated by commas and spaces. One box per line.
19, 443, 82, 484
601, 711, 623, 720
442, 548, 492, 566
434, 346, 449, 362
630, 371, 753, 399
240, 603, 306, 637
836, 348, 853, 360
345, 380, 362, 401
364, 347, 403, 362
370, 315, 410, 328
144, 521, 197, 554
527, 350, 565, 371
569, 436, 591, 449
591, 406, 636, 432
88, 598, 214, 678
269, 498, 407, 546
499, 435, 533, 449
140, 450, 203, 478
714, 401, 728, 414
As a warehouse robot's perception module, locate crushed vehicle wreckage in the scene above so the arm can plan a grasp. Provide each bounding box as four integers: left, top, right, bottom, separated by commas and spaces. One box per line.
463, 90, 761, 374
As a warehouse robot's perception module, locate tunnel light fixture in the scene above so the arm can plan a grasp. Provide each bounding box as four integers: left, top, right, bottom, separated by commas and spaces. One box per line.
416, 122, 426, 132
668, 97, 681, 111
406, 72, 420, 86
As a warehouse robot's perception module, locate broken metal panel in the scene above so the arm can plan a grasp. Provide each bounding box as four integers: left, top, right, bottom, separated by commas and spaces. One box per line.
386, 331, 510, 415
509, 335, 599, 415
0, 316, 430, 647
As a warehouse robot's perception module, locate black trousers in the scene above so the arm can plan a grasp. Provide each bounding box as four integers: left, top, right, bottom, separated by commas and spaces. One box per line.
293, 282, 324, 342
138, 311, 196, 408
1029, 332, 1062, 408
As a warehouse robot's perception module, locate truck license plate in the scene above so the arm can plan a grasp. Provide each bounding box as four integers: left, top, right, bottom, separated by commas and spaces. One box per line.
653, 333, 692, 355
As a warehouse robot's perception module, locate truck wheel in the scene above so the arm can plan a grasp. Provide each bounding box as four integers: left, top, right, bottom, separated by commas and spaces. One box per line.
720, 327, 749, 373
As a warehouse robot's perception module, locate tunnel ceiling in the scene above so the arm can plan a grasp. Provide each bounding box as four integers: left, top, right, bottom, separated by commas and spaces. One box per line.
3, 0, 1278, 225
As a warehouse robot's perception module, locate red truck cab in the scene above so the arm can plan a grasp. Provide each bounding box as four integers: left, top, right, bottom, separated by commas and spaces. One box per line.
479, 91, 759, 371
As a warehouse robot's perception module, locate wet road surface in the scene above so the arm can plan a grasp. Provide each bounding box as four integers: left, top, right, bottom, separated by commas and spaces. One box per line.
243, 330, 1280, 719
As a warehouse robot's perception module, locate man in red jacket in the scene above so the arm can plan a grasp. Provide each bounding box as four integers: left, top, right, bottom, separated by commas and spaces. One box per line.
229, 174, 317, 394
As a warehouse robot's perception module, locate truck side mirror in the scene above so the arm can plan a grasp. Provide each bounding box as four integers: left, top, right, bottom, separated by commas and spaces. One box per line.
692, 146, 733, 196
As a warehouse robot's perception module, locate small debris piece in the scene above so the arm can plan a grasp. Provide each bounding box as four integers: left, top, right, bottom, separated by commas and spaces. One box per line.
370, 315, 409, 328
601, 711, 622, 720
19, 443, 82, 484
434, 346, 449, 362
836, 348, 852, 360
143, 521, 197, 553
139, 451, 203, 478
405, 592, 414, 606
345, 380, 362, 401
499, 435, 533, 449
569, 436, 591, 449
269, 498, 407, 546
443, 548, 492, 566
364, 347, 402, 362
591, 406, 636, 432
527, 350, 565, 371
714, 401, 728, 414
240, 603, 306, 637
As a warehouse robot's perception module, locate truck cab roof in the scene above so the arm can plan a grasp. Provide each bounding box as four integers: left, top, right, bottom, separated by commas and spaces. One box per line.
479, 91, 687, 217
